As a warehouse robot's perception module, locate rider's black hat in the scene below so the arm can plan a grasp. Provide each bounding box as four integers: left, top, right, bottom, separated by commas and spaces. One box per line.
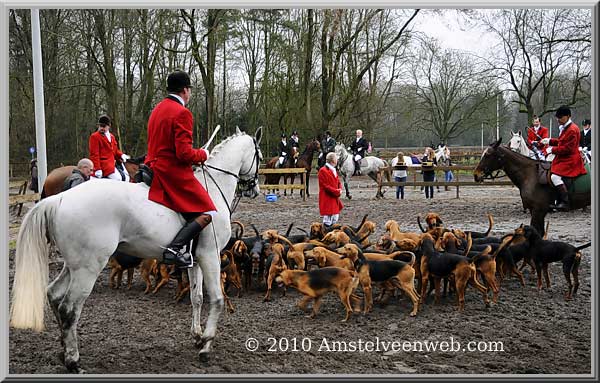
555, 106, 572, 118
292, 130, 298, 136
97, 115, 111, 126
582, 119, 591, 126
281, 133, 287, 138
167, 70, 192, 92
325, 130, 331, 136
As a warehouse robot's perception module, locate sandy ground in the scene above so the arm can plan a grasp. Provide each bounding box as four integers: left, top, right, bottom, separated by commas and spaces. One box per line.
8, 176, 592, 375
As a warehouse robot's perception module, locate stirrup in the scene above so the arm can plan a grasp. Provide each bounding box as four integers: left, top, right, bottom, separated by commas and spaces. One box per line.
161, 246, 194, 269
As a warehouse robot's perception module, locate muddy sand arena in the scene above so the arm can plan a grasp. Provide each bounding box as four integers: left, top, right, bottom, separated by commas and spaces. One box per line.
9, 177, 593, 375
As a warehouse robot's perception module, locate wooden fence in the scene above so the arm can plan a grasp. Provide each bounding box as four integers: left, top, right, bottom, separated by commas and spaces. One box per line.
258, 168, 308, 201
9, 179, 40, 216
377, 165, 514, 198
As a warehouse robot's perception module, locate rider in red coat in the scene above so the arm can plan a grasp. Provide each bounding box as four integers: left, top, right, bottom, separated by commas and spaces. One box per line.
318, 152, 344, 228
88, 115, 128, 180
146, 70, 216, 268
538, 106, 587, 211
526, 115, 549, 153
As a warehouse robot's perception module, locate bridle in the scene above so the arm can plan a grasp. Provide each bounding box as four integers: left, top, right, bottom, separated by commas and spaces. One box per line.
199, 136, 261, 217
479, 146, 508, 180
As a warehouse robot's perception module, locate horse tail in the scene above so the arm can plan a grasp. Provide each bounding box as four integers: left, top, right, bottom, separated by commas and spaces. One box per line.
10, 196, 60, 332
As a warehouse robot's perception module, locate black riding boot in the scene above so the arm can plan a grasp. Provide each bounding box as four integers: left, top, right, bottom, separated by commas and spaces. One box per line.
163, 220, 204, 268
553, 184, 570, 211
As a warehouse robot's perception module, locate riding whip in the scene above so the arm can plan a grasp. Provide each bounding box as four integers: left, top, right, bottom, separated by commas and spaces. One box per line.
527, 127, 543, 141
202, 124, 221, 150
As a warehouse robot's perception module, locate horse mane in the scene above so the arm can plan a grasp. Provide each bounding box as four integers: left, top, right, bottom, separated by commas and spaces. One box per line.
208, 131, 247, 159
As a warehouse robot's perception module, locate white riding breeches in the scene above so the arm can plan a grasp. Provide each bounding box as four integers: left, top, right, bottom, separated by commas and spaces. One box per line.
354, 154, 363, 162
550, 173, 564, 186
106, 170, 130, 182
322, 214, 339, 226
278, 156, 285, 166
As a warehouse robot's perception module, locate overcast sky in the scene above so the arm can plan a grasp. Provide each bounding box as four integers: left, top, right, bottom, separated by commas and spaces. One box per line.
412, 9, 496, 56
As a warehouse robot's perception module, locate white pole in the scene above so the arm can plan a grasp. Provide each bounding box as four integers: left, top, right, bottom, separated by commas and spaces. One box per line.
496, 93, 500, 140
549, 118, 553, 138
481, 122, 484, 148
31, 9, 48, 188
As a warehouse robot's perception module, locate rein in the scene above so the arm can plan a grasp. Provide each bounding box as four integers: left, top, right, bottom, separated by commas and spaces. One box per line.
198, 137, 261, 218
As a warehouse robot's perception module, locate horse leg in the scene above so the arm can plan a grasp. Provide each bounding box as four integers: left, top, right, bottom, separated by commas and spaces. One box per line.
195, 250, 224, 363
530, 210, 547, 241
343, 176, 351, 199
58, 264, 108, 373
47, 265, 71, 353
290, 174, 295, 196
188, 266, 204, 348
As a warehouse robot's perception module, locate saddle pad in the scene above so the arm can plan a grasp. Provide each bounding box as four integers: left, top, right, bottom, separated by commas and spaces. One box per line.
569, 163, 591, 194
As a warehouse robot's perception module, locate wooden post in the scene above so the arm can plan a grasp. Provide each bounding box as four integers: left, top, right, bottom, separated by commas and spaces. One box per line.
455, 170, 460, 199
301, 171, 306, 201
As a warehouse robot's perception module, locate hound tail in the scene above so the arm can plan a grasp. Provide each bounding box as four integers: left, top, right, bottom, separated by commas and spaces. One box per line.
10, 196, 60, 332
576, 242, 591, 251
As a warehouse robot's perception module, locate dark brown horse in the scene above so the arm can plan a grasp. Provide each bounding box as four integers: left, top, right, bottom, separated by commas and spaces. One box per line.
474, 139, 590, 235
292, 139, 321, 198
40, 156, 144, 198
263, 147, 298, 195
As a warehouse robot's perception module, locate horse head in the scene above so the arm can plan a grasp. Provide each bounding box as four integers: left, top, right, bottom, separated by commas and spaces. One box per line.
474, 138, 504, 182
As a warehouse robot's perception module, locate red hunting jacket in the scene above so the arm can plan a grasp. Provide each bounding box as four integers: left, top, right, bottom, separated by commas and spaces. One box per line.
318, 165, 344, 216
526, 125, 549, 152
146, 96, 216, 213
549, 121, 587, 178
88, 131, 123, 176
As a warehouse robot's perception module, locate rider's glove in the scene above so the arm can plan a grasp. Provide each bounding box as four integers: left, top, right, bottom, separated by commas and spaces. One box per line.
94, 170, 103, 178
199, 148, 210, 163
545, 147, 553, 155
281, 152, 287, 156
121, 153, 130, 162
540, 138, 550, 145
584, 147, 589, 152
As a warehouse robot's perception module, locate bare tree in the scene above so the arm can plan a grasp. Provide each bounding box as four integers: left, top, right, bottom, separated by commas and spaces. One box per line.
410, 38, 496, 143
478, 9, 591, 121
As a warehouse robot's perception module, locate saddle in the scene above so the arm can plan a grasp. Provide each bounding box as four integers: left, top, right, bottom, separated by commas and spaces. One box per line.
536, 161, 552, 185
537, 162, 590, 194
134, 164, 154, 186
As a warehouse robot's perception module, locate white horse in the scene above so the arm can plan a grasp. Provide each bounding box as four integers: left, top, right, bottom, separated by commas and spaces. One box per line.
508, 130, 554, 161
334, 144, 390, 199
10, 127, 263, 373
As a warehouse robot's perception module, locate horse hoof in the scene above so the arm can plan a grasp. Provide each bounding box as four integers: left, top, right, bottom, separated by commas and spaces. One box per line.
65, 360, 85, 374
194, 336, 203, 349
199, 352, 210, 363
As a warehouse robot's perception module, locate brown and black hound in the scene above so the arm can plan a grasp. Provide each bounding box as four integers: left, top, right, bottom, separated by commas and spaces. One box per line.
263, 243, 288, 302
337, 243, 420, 316
276, 267, 360, 321
520, 225, 590, 300
419, 233, 489, 311
108, 252, 143, 290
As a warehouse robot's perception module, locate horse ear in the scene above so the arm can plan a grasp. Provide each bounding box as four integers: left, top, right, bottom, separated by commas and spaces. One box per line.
236, 126, 242, 135
255, 126, 263, 145
518, 131, 522, 136
492, 137, 502, 148
510, 130, 515, 135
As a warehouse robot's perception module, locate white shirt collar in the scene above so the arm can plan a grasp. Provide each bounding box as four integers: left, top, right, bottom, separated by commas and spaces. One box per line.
325, 163, 337, 176
558, 118, 572, 131
584, 128, 590, 133
168, 93, 185, 106
103, 131, 111, 142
